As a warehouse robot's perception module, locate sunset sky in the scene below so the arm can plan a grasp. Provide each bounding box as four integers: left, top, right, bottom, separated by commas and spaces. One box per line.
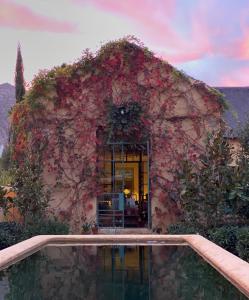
1, 0, 249, 86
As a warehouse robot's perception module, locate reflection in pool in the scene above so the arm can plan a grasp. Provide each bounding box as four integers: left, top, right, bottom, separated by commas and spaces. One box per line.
0, 245, 247, 300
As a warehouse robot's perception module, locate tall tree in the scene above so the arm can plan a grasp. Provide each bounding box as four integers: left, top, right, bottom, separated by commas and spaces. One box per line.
15, 43, 25, 102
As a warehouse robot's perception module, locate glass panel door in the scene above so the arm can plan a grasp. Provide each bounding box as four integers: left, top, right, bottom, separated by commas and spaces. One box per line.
97, 143, 149, 228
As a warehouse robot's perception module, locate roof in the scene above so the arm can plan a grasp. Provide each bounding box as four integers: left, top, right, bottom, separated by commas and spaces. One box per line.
215, 87, 249, 134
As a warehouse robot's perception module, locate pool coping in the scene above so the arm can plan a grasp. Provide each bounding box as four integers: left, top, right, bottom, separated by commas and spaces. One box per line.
0, 234, 248, 298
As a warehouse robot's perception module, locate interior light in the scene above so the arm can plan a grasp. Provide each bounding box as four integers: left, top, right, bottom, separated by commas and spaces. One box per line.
123, 188, 130, 195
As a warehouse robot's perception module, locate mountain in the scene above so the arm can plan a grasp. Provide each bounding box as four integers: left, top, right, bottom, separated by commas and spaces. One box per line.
0, 83, 15, 154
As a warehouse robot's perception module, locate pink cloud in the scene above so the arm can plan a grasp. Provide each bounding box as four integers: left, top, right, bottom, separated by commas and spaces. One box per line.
80, 0, 249, 66
220, 67, 249, 86
76, 0, 181, 47
231, 9, 249, 61
158, 51, 204, 64
77, 0, 213, 64
0, 0, 76, 32
239, 34, 249, 60
234, 22, 249, 61
72, 0, 216, 65
156, 6, 214, 64
189, 2, 249, 63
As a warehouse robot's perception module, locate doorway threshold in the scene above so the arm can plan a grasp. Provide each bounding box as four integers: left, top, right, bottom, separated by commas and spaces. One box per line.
98, 228, 152, 234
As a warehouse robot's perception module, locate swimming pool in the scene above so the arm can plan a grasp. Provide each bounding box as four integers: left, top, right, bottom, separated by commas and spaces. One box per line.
0, 235, 248, 299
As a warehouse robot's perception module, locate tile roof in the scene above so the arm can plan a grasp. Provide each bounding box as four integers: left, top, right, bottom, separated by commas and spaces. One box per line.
216, 87, 249, 135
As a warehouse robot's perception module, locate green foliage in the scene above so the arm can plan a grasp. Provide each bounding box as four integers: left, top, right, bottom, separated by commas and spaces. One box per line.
170, 121, 249, 260
167, 223, 199, 234
75, 48, 95, 74
237, 118, 249, 154
207, 226, 239, 255
0, 145, 52, 232
23, 218, 69, 238
207, 87, 229, 110
0, 219, 69, 250
97, 35, 153, 60
15, 44, 25, 102
10, 159, 50, 225
0, 145, 11, 170
227, 120, 249, 220
0, 185, 13, 218
0, 169, 12, 186
107, 102, 148, 143
236, 227, 249, 261
177, 127, 249, 230
81, 219, 98, 234
0, 185, 7, 200
172, 69, 190, 83
207, 226, 249, 262
23, 37, 155, 109
0, 222, 23, 250
0, 145, 13, 186
168, 223, 249, 262
178, 129, 234, 229
81, 221, 92, 233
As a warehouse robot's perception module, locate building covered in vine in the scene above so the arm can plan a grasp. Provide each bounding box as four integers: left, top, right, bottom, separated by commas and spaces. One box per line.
10, 38, 225, 232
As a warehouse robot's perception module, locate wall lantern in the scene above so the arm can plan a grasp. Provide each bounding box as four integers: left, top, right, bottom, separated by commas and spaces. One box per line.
119, 107, 126, 115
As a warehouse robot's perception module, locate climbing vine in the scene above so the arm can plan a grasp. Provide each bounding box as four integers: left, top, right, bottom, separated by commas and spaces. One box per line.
9, 36, 225, 232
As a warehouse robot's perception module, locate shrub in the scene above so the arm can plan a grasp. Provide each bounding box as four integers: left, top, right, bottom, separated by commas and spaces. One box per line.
0, 219, 69, 250
11, 160, 50, 224
168, 223, 249, 262
206, 225, 249, 261
208, 226, 238, 255
167, 223, 200, 234
168, 121, 249, 261
0, 222, 23, 250
236, 227, 249, 261
175, 127, 249, 230
0, 169, 13, 186
0, 145, 11, 171
23, 218, 69, 239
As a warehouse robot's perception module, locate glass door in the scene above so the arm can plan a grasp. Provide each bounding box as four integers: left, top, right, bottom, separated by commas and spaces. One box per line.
97, 143, 150, 228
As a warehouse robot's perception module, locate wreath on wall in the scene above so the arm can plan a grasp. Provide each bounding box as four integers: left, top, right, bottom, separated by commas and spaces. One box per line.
106, 101, 149, 143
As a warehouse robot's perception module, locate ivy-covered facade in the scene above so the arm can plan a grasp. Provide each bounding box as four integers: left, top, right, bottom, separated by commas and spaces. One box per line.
10, 37, 225, 232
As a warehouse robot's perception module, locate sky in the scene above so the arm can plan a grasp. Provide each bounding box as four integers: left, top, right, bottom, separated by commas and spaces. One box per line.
0, 0, 249, 87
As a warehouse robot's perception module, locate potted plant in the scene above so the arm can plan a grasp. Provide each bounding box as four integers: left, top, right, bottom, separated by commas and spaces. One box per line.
81, 220, 98, 234
81, 222, 92, 234
91, 222, 98, 234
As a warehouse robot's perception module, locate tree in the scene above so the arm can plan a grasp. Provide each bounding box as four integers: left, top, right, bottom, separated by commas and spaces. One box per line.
176, 127, 249, 230
0, 144, 11, 170
15, 43, 25, 102
11, 159, 50, 226
0, 157, 50, 226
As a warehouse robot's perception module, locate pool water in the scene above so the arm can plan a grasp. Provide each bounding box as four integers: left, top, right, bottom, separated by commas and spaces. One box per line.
0, 245, 247, 300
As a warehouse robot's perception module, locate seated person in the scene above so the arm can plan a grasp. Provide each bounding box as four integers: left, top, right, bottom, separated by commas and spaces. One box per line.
126, 194, 136, 208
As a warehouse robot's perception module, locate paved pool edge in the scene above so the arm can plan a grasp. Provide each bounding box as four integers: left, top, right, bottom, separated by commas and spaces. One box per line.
0, 234, 248, 298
